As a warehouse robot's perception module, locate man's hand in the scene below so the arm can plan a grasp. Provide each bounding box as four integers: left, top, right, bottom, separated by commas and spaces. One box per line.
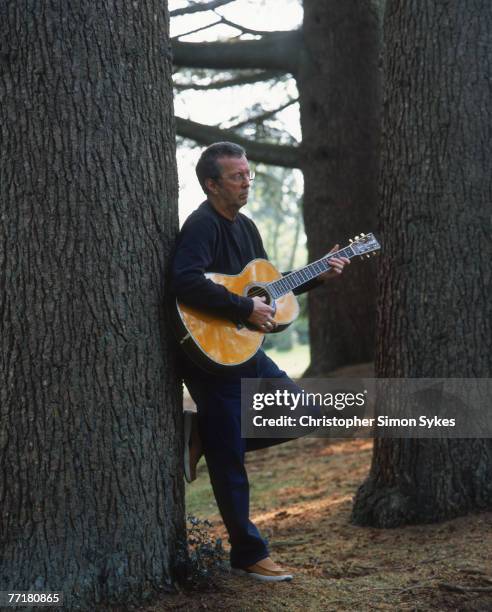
247, 296, 277, 332
319, 244, 350, 281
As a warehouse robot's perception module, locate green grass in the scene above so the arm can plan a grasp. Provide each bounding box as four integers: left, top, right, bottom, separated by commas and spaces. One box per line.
185, 441, 316, 518
185, 466, 217, 516
264, 343, 310, 378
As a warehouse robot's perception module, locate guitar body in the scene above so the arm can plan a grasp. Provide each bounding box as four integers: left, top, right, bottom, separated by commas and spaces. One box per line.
175, 259, 299, 373
174, 232, 380, 374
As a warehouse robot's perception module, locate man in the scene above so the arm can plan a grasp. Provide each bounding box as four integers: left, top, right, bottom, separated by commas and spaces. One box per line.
171, 142, 349, 582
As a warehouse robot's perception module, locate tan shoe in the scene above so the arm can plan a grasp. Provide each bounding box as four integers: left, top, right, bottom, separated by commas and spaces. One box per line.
184, 410, 203, 483
233, 556, 293, 582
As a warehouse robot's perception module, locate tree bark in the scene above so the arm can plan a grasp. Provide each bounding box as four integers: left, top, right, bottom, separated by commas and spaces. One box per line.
352, 0, 492, 527
299, 0, 381, 375
0, 1, 185, 608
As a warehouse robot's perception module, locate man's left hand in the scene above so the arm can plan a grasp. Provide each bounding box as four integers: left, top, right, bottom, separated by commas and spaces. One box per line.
318, 244, 350, 281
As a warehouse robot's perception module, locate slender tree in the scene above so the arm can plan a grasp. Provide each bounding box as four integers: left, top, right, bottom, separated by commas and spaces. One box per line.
352, 0, 492, 527
0, 1, 185, 608
172, 0, 382, 374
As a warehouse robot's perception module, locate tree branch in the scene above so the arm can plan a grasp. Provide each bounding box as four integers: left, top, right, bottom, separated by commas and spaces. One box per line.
170, 0, 236, 18
174, 70, 284, 91
176, 117, 300, 168
212, 13, 278, 37
172, 30, 302, 74
228, 98, 299, 129
172, 18, 222, 41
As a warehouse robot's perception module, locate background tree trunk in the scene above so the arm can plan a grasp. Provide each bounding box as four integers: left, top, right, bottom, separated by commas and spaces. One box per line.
0, 1, 185, 608
300, 0, 381, 375
352, 0, 492, 527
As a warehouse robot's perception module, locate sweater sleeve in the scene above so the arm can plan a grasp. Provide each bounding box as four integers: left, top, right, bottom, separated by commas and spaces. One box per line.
171, 216, 254, 321
290, 276, 324, 295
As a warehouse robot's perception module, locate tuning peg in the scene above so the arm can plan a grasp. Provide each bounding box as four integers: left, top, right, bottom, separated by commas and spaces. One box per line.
349, 238, 353, 244
354, 235, 360, 240
366, 254, 371, 258
360, 232, 366, 237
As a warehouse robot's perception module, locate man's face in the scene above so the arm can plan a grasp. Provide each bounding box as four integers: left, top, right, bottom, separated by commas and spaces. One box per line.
209, 156, 251, 209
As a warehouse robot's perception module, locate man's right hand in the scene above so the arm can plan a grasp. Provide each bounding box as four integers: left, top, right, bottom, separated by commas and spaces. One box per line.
247, 296, 277, 332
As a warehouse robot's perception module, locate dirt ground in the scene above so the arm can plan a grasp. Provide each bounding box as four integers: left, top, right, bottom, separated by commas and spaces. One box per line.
144, 435, 492, 611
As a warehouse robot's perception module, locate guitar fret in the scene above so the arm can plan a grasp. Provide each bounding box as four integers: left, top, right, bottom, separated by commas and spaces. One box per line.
265, 235, 378, 298
308, 265, 318, 277
287, 274, 297, 288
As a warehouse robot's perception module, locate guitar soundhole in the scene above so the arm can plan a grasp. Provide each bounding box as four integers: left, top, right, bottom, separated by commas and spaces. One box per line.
246, 285, 271, 304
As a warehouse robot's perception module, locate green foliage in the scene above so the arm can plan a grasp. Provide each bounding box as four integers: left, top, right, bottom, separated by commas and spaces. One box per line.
185, 515, 227, 586
263, 326, 294, 352
295, 316, 309, 345
248, 164, 306, 271
262, 315, 309, 352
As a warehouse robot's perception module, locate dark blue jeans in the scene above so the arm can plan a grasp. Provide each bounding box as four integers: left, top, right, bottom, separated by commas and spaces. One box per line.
184, 350, 308, 569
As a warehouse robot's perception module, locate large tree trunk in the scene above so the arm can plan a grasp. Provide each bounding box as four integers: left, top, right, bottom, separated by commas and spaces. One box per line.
0, 2, 185, 609
299, 0, 381, 375
352, 0, 492, 527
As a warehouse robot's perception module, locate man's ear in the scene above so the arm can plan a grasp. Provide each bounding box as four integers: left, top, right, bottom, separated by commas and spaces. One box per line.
205, 177, 218, 195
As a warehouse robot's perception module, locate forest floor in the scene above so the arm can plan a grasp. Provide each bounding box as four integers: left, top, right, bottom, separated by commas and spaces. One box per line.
138, 361, 492, 611
143, 437, 492, 611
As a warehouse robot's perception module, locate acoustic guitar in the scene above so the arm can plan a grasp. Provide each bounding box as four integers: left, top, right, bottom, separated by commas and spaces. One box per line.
175, 233, 380, 373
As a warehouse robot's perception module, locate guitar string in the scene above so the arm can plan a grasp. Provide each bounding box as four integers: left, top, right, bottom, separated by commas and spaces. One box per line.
245, 255, 335, 299
241, 241, 375, 299
244, 244, 372, 299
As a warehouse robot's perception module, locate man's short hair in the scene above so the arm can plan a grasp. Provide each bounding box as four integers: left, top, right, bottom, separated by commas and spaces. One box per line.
196, 142, 246, 194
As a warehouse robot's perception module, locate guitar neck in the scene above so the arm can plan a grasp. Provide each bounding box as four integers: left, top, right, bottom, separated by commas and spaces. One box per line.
267, 245, 356, 299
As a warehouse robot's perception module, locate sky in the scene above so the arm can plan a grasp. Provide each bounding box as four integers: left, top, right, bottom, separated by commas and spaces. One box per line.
169, 0, 303, 223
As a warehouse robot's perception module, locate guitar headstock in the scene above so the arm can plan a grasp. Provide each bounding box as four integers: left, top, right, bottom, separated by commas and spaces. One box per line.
349, 233, 381, 259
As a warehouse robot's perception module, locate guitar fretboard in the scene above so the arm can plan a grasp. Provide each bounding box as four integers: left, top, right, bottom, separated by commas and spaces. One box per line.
268, 246, 355, 299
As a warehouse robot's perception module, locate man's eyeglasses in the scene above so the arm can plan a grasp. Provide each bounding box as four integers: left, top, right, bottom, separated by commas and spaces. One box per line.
223, 171, 255, 183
